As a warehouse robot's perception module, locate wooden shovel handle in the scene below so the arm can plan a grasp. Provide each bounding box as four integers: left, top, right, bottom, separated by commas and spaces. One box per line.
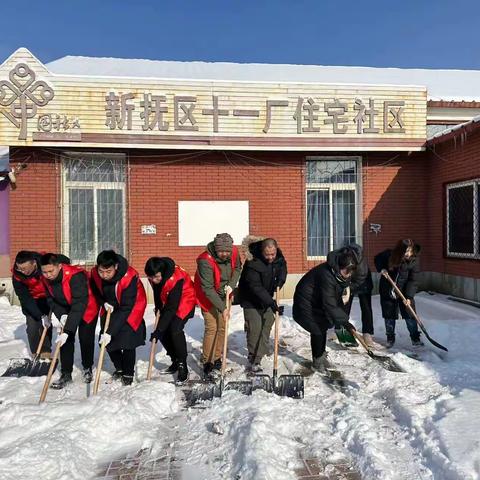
147, 310, 161, 381
93, 308, 112, 395
273, 288, 280, 374
39, 327, 63, 404
349, 328, 372, 354
381, 270, 423, 326
220, 294, 232, 377
34, 311, 52, 359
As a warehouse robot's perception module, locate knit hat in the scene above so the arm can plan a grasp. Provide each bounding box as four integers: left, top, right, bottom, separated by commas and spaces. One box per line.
214, 233, 234, 252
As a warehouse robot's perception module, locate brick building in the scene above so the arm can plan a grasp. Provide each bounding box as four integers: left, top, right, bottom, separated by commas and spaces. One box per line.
1, 48, 479, 301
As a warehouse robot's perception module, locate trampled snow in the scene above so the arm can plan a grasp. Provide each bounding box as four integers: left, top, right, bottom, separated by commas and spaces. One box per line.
0, 293, 479, 479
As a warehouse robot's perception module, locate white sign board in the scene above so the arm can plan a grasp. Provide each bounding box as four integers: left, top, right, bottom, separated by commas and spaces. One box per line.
178, 201, 249, 246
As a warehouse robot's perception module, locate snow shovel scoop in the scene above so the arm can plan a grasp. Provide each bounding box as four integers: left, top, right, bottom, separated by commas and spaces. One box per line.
188, 296, 254, 404
271, 289, 304, 398
382, 270, 448, 352
2, 320, 53, 378
93, 307, 113, 395
349, 327, 405, 373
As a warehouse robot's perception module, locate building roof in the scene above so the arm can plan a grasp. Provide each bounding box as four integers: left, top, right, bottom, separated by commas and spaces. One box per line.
427, 114, 480, 146
46, 55, 480, 102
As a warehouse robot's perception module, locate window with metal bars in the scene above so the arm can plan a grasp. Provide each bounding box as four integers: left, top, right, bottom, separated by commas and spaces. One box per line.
62, 152, 126, 264
446, 180, 479, 258
306, 157, 361, 258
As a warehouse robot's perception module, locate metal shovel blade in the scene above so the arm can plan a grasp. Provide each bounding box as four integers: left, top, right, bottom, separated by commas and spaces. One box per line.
186, 380, 221, 405
2, 357, 54, 377
367, 351, 405, 373
249, 374, 273, 393
223, 380, 254, 396
274, 374, 305, 399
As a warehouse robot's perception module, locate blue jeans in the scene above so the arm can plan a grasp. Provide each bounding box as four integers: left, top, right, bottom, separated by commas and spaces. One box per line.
385, 317, 420, 339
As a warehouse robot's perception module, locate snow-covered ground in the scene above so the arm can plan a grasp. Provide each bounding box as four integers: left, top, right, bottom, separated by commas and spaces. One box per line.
0, 293, 479, 480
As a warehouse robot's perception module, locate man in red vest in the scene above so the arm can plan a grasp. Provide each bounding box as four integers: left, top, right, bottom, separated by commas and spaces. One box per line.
91, 250, 146, 386
194, 233, 242, 381
40, 253, 99, 389
145, 257, 196, 384
12, 251, 70, 359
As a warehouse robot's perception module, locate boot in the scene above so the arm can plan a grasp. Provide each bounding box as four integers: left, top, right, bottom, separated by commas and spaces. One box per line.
312, 353, 331, 373
111, 369, 123, 381
51, 372, 72, 390
121, 375, 134, 386
176, 362, 189, 384
411, 336, 424, 347
247, 362, 263, 374
203, 362, 215, 381
82, 367, 93, 384
213, 358, 222, 371
386, 334, 395, 349
161, 360, 179, 375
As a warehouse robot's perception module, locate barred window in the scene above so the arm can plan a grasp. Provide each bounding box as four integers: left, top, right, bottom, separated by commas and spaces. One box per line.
62, 152, 126, 264
306, 157, 361, 258
446, 180, 479, 258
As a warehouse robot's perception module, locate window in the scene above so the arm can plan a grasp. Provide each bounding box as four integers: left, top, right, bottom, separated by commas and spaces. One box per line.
306, 157, 361, 258
62, 152, 126, 264
446, 180, 479, 258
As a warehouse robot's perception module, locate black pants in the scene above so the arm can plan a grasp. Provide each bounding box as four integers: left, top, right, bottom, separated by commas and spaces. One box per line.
157, 313, 192, 364
108, 349, 136, 377
26, 315, 52, 354
310, 330, 327, 359
347, 293, 374, 335
59, 318, 98, 374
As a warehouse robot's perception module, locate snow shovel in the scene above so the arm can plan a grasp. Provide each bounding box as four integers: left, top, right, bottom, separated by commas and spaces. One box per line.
39, 326, 64, 404
146, 311, 161, 381
93, 308, 112, 395
349, 327, 405, 373
382, 270, 448, 352
272, 289, 304, 399
2, 321, 53, 378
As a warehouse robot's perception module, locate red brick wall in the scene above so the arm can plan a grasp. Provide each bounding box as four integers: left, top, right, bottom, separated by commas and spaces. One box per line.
9, 148, 60, 260
9, 148, 431, 276
426, 129, 480, 278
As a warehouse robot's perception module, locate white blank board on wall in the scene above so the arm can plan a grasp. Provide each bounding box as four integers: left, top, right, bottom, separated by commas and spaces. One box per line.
178, 201, 249, 246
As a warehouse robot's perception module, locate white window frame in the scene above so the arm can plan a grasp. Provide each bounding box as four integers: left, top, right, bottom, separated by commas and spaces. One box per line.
62, 153, 127, 265
446, 179, 479, 259
306, 156, 363, 260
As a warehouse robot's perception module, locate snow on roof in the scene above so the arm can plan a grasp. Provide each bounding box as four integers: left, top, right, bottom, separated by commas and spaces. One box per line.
46, 55, 480, 102
427, 114, 480, 144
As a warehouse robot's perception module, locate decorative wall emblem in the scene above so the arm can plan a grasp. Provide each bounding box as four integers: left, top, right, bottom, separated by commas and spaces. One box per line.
0, 63, 54, 140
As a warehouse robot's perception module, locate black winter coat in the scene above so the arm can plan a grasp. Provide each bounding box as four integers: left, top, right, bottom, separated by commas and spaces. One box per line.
12, 252, 70, 320
238, 241, 287, 310
374, 249, 419, 300
292, 261, 351, 335
92, 255, 146, 352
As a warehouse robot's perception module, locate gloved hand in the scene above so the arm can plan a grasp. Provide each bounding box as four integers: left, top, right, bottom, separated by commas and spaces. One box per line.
104, 302, 114, 312
51, 313, 67, 330
100, 333, 111, 346
55, 332, 69, 347
41, 315, 51, 329
150, 330, 162, 342
270, 301, 284, 316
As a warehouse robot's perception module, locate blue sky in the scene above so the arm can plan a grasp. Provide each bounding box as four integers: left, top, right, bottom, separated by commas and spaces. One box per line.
1, 0, 478, 69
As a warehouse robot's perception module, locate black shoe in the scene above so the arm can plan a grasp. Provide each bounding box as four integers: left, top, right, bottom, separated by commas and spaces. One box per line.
82, 367, 93, 384
162, 360, 179, 375
386, 334, 395, 349
411, 337, 424, 347
51, 372, 72, 390
121, 375, 134, 386
203, 362, 215, 381
213, 358, 222, 371
112, 369, 123, 381
311, 354, 331, 373
176, 362, 189, 384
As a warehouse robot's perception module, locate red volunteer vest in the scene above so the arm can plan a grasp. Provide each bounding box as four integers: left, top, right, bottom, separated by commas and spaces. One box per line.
194, 246, 238, 311
43, 264, 99, 323
12, 269, 47, 299
91, 265, 146, 331
151, 265, 196, 320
